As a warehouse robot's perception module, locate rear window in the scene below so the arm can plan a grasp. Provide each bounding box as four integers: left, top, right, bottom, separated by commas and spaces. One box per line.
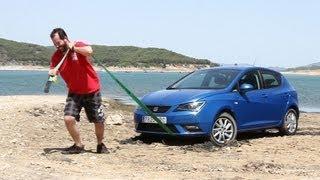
260, 70, 281, 89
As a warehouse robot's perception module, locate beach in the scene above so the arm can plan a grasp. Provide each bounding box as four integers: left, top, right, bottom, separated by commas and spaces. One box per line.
0, 95, 319, 179
0, 65, 200, 73
282, 69, 320, 76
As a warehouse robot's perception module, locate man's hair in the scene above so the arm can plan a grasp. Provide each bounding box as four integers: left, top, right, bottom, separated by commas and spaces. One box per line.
50, 28, 68, 40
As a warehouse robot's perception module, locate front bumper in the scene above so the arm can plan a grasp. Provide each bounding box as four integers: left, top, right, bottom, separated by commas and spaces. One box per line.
133, 109, 211, 136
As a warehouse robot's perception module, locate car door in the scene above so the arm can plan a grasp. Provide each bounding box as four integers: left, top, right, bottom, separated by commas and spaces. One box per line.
258, 70, 288, 124
233, 70, 272, 130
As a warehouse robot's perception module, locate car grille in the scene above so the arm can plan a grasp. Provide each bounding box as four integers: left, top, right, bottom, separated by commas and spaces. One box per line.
146, 105, 171, 113
137, 124, 178, 133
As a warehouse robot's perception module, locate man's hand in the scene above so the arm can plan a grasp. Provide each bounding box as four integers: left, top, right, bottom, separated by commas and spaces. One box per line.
48, 69, 58, 76
64, 39, 75, 51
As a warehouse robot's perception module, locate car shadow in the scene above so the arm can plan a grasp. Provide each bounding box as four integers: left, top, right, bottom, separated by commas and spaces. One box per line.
236, 129, 281, 141
120, 130, 284, 147
296, 127, 320, 136
118, 134, 207, 146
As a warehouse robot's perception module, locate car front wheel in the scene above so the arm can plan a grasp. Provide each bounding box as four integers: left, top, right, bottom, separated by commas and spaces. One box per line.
280, 108, 298, 135
210, 112, 237, 146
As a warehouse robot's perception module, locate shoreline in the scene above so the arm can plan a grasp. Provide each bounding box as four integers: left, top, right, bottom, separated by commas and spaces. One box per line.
281, 70, 320, 76
0, 65, 199, 73
1, 65, 320, 75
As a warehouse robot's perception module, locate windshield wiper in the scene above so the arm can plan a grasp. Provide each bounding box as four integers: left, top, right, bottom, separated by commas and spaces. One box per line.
166, 87, 176, 90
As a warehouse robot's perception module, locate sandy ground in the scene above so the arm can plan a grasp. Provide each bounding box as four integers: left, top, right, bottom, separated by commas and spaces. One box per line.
0, 95, 319, 179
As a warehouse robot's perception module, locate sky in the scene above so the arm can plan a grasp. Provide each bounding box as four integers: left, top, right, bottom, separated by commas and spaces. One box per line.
0, 0, 319, 68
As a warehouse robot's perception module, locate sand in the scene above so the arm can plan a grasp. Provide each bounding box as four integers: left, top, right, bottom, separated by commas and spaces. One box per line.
0, 95, 319, 179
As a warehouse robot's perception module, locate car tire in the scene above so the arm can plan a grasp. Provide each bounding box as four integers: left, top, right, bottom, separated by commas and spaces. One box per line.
209, 112, 237, 146
279, 108, 298, 135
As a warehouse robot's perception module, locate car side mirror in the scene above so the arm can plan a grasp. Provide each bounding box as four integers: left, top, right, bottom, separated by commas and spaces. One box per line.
239, 83, 254, 93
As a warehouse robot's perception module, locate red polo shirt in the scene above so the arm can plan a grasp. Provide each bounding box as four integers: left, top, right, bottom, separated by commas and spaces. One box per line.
50, 41, 100, 94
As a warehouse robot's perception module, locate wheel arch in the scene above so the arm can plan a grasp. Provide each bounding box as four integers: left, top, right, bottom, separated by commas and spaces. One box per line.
213, 106, 238, 127
287, 104, 300, 119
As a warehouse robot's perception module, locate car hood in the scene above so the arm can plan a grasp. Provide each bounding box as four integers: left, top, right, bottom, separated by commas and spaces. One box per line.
141, 89, 226, 106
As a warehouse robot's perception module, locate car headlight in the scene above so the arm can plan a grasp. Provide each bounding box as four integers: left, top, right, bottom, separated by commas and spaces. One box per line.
175, 101, 205, 112
135, 95, 147, 110
135, 105, 141, 111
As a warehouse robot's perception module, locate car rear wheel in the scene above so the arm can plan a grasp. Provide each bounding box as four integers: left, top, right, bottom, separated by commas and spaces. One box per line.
210, 112, 237, 146
279, 108, 298, 135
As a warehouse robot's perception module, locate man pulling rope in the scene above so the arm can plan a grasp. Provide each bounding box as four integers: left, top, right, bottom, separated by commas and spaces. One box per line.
48, 28, 108, 154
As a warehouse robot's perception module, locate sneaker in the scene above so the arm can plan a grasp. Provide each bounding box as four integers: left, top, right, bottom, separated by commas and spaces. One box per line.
97, 143, 109, 154
61, 144, 85, 154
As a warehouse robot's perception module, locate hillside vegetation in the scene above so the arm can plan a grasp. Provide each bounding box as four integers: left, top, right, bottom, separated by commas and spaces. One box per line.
0, 38, 216, 67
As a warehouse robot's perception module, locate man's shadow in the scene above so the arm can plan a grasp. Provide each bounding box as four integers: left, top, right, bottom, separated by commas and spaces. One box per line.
43, 147, 95, 155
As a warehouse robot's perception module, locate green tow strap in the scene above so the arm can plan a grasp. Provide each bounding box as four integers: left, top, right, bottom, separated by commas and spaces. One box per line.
92, 55, 174, 136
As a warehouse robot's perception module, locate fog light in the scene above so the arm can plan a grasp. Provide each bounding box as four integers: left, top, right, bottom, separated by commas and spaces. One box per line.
184, 125, 201, 132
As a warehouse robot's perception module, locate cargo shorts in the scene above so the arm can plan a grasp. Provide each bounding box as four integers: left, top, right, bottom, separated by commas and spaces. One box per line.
64, 91, 105, 123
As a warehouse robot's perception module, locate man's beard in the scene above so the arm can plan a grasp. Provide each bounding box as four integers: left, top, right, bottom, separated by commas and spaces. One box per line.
58, 45, 68, 52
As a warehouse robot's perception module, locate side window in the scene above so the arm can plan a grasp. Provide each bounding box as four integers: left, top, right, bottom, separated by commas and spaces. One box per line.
261, 70, 281, 89
239, 71, 261, 90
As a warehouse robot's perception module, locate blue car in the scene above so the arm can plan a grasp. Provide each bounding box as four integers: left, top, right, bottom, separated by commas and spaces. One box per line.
134, 67, 299, 146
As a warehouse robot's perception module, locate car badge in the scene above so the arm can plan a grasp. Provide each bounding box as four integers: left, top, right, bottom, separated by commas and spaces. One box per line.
153, 107, 159, 112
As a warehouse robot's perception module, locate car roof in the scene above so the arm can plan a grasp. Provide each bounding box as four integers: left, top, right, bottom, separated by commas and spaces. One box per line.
203, 66, 279, 73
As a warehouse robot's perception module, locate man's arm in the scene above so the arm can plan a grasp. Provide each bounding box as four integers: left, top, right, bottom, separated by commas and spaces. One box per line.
73, 45, 93, 57
49, 53, 58, 76
65, 40, 93, 57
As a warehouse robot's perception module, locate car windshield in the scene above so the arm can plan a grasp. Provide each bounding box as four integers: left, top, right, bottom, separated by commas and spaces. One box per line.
169, 69, 240, 89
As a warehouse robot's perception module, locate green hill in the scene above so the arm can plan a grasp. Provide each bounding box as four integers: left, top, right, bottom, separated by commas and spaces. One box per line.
0, 38, 54, 66
0, 38, 216, 67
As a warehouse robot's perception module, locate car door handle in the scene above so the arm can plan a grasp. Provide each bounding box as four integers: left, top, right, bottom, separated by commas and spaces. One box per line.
261, 94, 268, 98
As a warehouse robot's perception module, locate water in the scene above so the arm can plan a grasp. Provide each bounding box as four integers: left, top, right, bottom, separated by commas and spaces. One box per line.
0, 70, 319, 112
0, 70, 186, 105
